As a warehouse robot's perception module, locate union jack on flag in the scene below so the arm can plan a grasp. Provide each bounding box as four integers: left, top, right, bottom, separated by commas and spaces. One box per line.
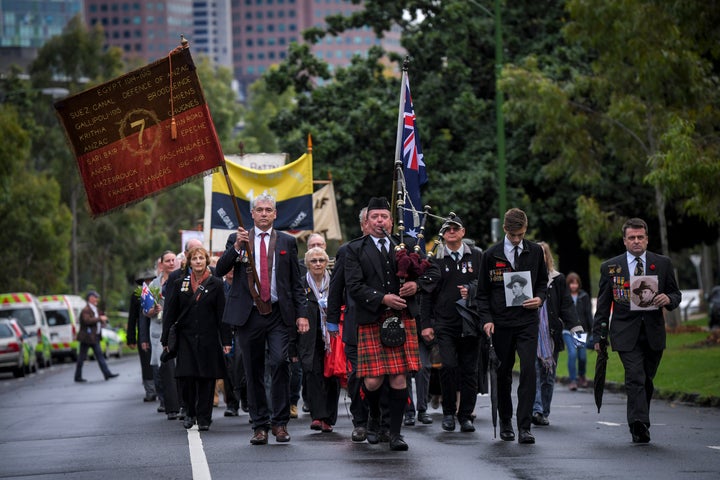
140, 282, 156, 313
401, 74, 428, 250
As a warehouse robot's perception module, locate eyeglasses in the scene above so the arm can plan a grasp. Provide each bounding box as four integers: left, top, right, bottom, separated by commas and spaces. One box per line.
445, 226, 462, 232
308, 258, 327, 264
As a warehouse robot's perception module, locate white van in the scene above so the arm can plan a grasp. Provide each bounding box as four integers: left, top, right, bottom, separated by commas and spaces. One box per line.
38, 294, 85, 362
0, 292, 53, 368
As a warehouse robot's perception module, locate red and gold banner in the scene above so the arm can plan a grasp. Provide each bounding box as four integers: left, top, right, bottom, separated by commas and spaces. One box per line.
54, 46, 224, 216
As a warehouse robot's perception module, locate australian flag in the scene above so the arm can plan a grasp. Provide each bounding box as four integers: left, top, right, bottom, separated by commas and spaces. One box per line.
401, 74, 428, 250
140, 282, 156, 313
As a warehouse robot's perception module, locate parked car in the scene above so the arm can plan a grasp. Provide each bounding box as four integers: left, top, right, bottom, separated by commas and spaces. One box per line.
38, 295, 85, 362
88, 327, 123, 360
679, 289, 701, 317
708, 286, 720, 329
0, 293, 52, 368
0, 318, 37, 377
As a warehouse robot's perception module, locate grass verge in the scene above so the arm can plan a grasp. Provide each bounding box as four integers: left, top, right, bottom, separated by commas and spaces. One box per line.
556, 316, 720, 407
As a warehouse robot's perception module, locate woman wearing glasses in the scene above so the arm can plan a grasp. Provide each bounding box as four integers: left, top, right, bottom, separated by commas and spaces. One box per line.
297, 246, 340, 433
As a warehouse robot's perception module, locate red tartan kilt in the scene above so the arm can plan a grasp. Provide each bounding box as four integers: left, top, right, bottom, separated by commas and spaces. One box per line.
356, 309, 420, 378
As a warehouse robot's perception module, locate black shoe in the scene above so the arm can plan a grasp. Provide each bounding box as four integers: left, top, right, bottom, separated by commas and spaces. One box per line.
532, 412, 549, 426
198, 422, 210, 431
631, 421, 651, 443
183, 416, 196, 429
351, 426, 367, 442
178, 407, 186, 420
240, 400, 249, 413
518, 429, 535, 444
378, 427, 391, 443
417, 412, 433, 424
460, 419, 475, 432
366, 417, 380, 444
143, 395, 157, 402
404, 413, 416, 426
499, 420, 515, 441
224, 407, 239, 417
74, 378, 87, 383
302, 403, 310, 413
105, 373, 119, 380
167, 412, 178, 420
441, 415, 456, 432
157, 405, 166, 413
389, 434, 409, 451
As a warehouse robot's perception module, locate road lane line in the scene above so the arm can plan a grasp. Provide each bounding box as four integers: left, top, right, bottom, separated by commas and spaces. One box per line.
187, 426, 212, 480
597, 421, 622, 426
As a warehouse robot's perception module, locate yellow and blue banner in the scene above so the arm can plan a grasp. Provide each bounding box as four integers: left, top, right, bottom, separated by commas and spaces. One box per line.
210, 152, 314, 231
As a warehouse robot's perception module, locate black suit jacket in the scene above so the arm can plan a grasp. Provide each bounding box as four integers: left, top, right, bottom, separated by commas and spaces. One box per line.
593, 251, 681, 352
215, 229, 307, 327
344, 234, 419, 326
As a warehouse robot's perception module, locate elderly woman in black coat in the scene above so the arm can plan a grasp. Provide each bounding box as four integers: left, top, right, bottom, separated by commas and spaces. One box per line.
162, 246, 232, 431
297, 247, 340, 433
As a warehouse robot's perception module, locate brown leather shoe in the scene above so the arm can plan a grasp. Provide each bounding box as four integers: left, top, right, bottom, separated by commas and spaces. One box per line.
271, 425, 291, 442
250, 428, 268, 445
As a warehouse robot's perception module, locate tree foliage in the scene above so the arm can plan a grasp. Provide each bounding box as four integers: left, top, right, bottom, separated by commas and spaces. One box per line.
501, 0, 720, 258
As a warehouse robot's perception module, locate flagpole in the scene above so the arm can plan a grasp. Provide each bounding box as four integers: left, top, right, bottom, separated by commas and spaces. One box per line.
391, 57, 409, 245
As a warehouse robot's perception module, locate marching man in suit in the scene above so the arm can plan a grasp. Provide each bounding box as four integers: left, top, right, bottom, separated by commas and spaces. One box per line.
593, 217, 681, 443
215, 194, 309, 445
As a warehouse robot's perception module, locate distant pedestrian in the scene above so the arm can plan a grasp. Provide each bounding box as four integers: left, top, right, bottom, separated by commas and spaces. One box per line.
74, 291, 118, 382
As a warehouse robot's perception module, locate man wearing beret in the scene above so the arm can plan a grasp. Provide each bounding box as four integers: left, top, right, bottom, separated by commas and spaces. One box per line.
593, 217, 680, 443
344, 197, 421, 451
475, 208, 548, 444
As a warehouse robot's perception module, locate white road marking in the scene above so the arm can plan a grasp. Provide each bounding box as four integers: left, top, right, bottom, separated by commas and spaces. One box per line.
597, 421, 622, 426
187, 426, 212, 480
708, 446, 720, 451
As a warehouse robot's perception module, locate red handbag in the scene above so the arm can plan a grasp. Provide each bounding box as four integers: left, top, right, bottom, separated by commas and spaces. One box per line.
324, 312, 348, 388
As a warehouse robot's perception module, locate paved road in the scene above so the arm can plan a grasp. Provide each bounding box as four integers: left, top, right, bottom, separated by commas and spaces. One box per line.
1, 355, 719, 479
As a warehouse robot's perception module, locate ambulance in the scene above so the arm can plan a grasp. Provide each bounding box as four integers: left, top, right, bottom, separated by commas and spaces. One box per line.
38, 294, 85, 362
0, 293, 53, 368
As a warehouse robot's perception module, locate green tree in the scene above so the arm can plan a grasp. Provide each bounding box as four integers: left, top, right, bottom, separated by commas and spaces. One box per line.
0, 105, 71, 293
501, 0, 720, 258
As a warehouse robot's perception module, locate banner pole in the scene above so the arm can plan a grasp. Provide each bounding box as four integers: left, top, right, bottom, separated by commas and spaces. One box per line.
220, 158, 271, 313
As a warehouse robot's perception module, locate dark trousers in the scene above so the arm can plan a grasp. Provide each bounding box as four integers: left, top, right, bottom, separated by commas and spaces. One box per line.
406, 339, 431, 415
618, 329, 663, 429
222, 355, 239, 409
437, 329, 479, 421
230, 350, 248, 408
138, 346, 154, 381
159, 360, 180, 413
290, 359, 303, 406
236, 304, 290, 430
75, 342, 112, 380
182, 376, 215, 425
494, 323, 537, 430
344, 343, 368, 427
303, 332, 340, 424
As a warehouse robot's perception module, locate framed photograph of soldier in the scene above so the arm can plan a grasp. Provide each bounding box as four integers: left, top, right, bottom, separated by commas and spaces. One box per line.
503, 271, 533, 307
630, 276, 659, 310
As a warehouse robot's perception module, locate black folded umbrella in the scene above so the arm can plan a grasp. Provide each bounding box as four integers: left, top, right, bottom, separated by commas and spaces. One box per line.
487, 334, 500, 438
594, 321, 609, 413
455, 298, 480, 337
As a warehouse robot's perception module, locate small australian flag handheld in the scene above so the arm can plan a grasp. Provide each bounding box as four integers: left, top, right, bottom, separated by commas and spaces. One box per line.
141, 282, 156, 313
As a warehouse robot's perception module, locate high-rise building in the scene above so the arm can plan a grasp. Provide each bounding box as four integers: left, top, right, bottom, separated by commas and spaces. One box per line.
84, 0, 195, 63
0, 0, 82, 72
231, 0, 403, 95
192, 0, 233, 68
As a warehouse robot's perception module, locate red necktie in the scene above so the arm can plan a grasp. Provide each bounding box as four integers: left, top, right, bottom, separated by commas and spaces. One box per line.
259, 233, 270, 302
